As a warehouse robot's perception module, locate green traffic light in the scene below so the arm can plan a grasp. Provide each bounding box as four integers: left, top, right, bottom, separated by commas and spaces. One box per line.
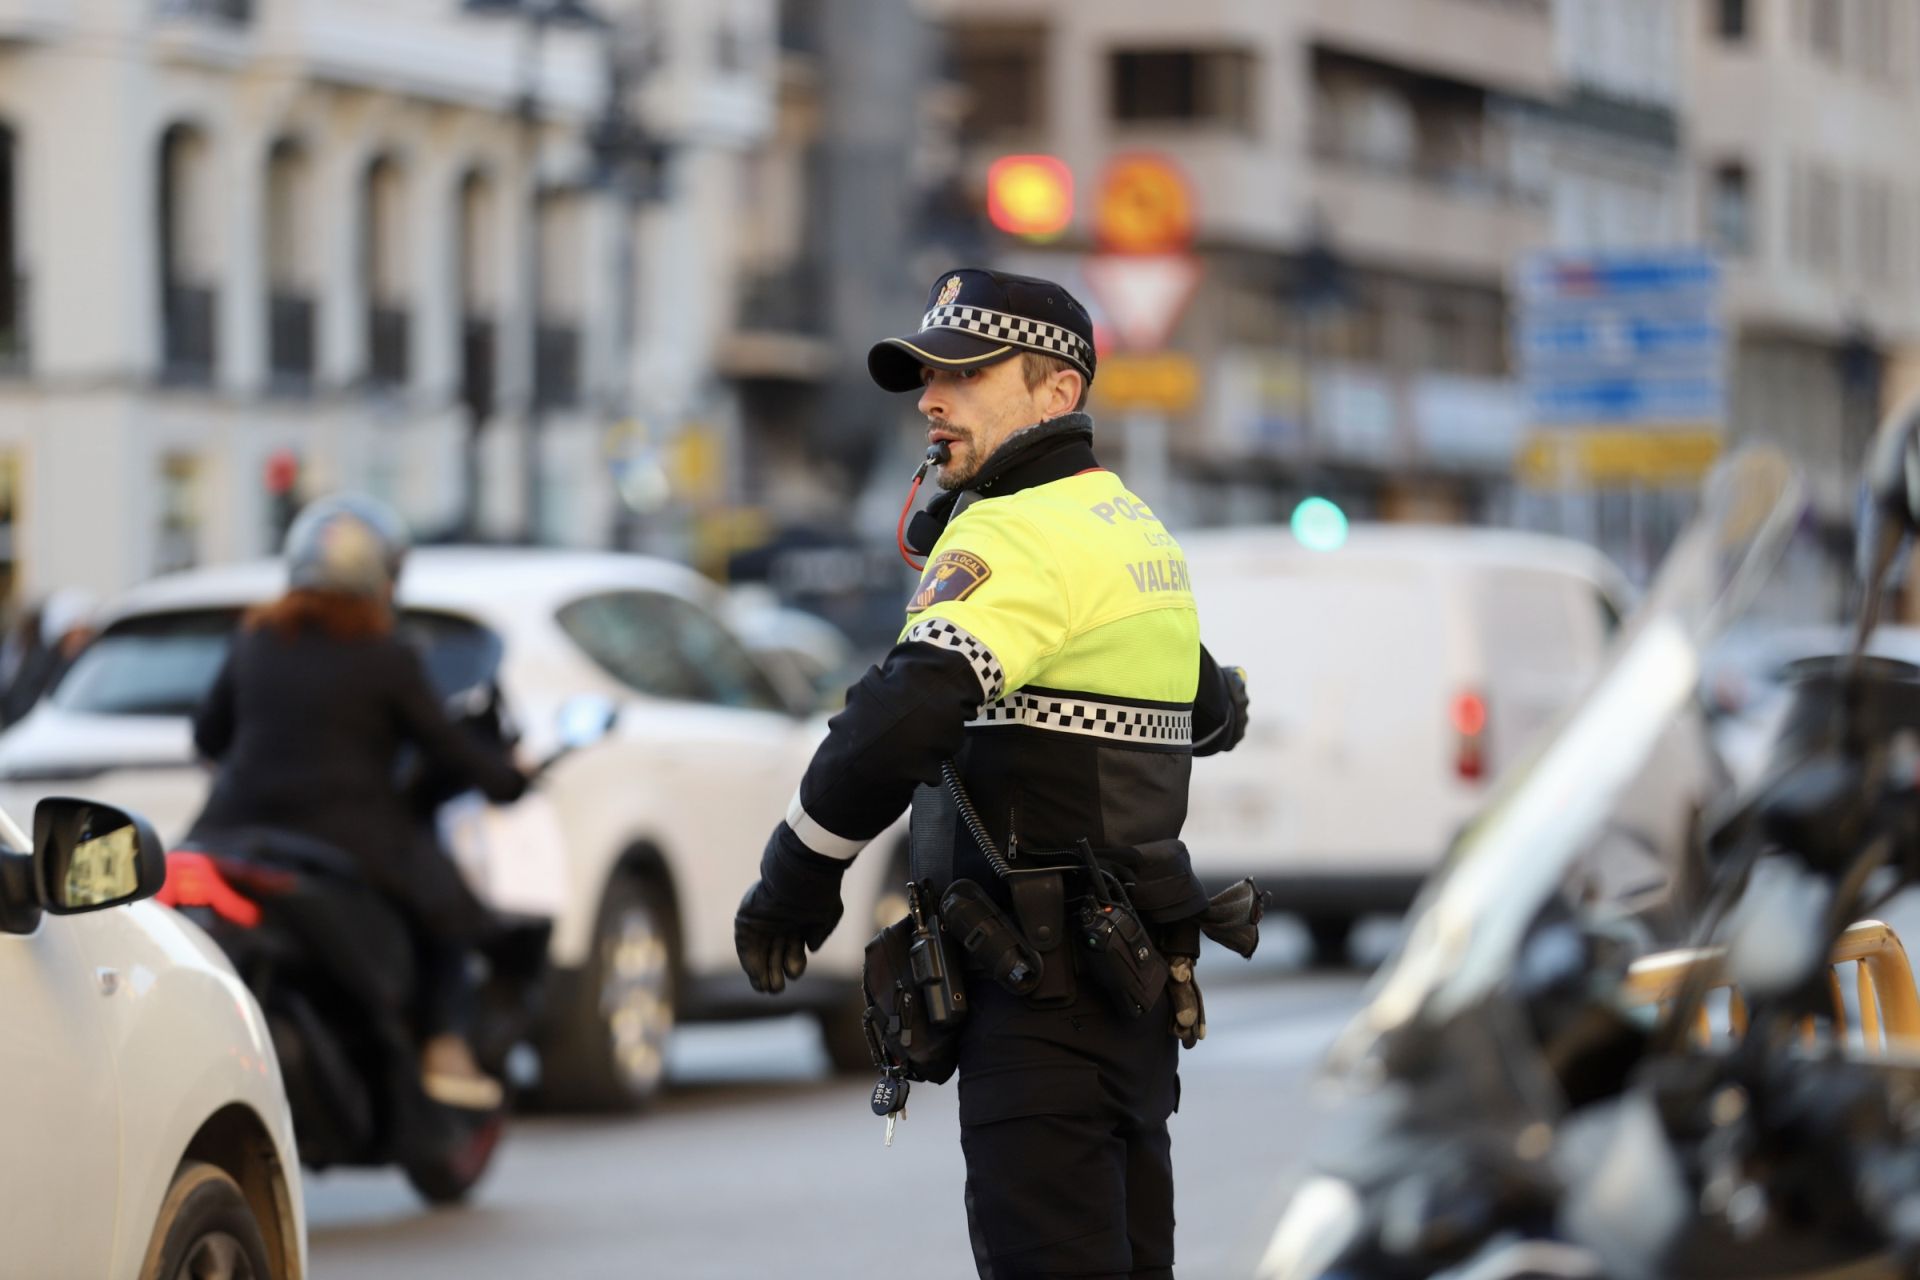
1291, 497, 1348, 551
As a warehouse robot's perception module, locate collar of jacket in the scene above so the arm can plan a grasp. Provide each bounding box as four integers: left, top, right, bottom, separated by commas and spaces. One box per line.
904, 413, 1099, 556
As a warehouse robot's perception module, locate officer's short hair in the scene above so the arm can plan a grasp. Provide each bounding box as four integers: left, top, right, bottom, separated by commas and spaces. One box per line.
1021, 353, 1089, 412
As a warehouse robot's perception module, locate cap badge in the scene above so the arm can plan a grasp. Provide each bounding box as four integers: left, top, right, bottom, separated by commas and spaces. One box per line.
936, 275, 963, 307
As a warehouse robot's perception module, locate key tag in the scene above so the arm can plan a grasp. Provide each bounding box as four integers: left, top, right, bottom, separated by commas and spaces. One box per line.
870, 1072, 909, 1117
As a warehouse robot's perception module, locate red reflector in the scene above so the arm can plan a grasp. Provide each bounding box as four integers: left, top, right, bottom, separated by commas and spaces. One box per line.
1456, 740, 1486, 782
158, 851, 262, 928
1452, 691, 1488, 783
1450, 692, 1488, 738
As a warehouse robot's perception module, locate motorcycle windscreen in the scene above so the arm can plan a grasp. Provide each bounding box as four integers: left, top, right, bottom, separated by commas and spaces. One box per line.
1332, 447, 1805, 1075
439, 791, 569, 919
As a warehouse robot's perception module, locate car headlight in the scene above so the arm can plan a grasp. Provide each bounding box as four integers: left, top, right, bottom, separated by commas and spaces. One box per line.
1255, 1174, 1364, 1280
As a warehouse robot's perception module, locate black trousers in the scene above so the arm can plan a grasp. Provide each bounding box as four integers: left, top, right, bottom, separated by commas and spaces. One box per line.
956, 975, 1180, 1280
392, 832, 495, 1042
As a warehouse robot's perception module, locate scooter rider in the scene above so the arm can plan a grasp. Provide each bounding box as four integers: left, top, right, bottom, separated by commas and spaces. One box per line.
736, 268, 1253, 1278
187, 494, 531, 1110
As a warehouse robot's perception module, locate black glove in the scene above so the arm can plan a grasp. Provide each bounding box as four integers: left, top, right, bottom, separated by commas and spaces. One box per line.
1193, 661, 1250, 758
1199, 877, 1269, 959
1218, 665, 1249, 753
734, 823, 850, 994
1168, 955, 1206, 1049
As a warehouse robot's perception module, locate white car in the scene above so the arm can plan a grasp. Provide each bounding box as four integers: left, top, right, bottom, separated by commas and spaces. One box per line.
724, 584, 862, 714
0, 794, 306, 1278
0, 549, 903, 1107
1181, 523, 1722, 964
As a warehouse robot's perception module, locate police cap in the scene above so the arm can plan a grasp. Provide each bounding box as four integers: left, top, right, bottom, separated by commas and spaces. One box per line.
868, 267, 1097, 394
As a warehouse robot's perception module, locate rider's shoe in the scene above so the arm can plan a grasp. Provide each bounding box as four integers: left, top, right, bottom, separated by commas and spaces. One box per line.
421, 1033, 505, 1110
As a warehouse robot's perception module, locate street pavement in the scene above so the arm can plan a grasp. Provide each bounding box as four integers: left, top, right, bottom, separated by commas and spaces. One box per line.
306, 921, 1395, 1279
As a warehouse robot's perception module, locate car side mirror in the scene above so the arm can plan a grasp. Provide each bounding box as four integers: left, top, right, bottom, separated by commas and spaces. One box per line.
32, 797, 165, 915
556, 694, 618, 751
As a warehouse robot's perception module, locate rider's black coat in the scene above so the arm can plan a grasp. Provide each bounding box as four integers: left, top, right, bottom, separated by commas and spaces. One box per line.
189, 621, 525, 942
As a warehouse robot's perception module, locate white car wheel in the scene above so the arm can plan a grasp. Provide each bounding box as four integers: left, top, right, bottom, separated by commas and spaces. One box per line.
537, 873, 678, 1111
601, 893, 674, 1095
139, 1162, 274, 1280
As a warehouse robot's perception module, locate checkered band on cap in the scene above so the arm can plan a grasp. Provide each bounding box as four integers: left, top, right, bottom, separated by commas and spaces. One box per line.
919, 304, 1094, 374
904, 618, 1007, 704
969, 690, 1193, 746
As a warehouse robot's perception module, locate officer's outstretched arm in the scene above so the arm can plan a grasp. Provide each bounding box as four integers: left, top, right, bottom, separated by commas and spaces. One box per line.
1191, 645, 1249, 757
735, 640, 991, 994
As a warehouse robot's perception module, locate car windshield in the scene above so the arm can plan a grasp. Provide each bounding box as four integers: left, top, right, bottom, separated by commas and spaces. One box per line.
1332, 447, 1805, 1070
51, 606, 503, 717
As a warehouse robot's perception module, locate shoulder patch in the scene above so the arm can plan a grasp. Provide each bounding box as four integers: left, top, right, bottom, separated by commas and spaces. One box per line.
906, 549, 992, 614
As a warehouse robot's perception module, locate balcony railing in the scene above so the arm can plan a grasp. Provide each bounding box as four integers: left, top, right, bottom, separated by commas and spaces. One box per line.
534, 321, 581, 409
736, 263, 829, 336
154, 0, 252, 23
162, 282, 217, 385
461, 315, 496, 420
267, 291, 314, 391
367, 304, 409, 389
1308, 136, 1543, 207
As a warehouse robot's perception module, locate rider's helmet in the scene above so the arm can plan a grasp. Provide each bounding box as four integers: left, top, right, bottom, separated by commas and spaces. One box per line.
283, 493, 411, 599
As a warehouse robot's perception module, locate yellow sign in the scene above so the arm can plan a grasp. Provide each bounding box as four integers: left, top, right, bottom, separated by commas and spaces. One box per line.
1096, 154, 1194, 255
1517, 428, 1723, 487
1094, 353, 1200, 414
693, 507, 773, 581
669, 426, 721, 500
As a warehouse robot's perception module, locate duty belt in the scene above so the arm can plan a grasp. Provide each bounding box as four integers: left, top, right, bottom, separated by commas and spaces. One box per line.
910, 761, 1080, 1006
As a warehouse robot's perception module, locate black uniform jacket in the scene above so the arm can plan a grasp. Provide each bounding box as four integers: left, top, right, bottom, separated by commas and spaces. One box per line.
780, 415, 1239, 906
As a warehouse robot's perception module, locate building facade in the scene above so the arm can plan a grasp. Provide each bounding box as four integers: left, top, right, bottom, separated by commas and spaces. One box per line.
913, 0, 1692, 544
0, 0, 777, 601
1693, 0, 1920, 520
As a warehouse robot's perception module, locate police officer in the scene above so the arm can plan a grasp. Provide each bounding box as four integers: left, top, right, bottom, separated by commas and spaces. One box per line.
735, 268, 1250, 1279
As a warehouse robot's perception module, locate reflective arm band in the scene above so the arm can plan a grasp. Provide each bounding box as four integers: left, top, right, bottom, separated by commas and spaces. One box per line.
785, 792, 868, 862
902, 618, 1006, 705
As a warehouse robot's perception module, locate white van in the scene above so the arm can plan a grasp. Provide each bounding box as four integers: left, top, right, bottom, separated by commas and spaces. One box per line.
1182, 523, 1718, 964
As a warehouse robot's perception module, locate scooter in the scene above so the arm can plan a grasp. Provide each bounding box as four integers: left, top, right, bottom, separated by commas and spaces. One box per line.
159, 691, 615, 1205
1258, 396, 1920, 1278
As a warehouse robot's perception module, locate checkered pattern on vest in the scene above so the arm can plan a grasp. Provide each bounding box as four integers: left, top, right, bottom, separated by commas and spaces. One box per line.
919, 304, 1094, 374
904, 617, 1007, 704
968, 690, 1193, 746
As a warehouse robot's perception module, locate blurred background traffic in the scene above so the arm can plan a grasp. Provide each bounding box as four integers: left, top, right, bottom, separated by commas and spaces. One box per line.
3, 1, 1919, 1277
1, 0, 1915, 637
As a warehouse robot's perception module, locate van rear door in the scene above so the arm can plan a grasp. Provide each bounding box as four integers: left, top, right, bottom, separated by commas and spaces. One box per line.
1474, 568, 1608, 773
1184, 547, 1467, 880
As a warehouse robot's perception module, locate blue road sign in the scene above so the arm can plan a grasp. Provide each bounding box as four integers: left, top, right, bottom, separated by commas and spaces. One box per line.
1516, 248, 1725, 428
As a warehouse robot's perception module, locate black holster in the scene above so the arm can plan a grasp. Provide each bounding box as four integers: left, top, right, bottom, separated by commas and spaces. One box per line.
861, 884, 966, 1083
1006, 868, 1076, 1007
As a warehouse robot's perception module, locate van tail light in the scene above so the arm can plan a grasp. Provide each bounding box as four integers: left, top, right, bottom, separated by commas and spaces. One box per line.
157, 850, 289, 928
1451, 690, 1489, 783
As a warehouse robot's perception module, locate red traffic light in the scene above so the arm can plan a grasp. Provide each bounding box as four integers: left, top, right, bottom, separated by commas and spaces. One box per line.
264, 449, 300, 497
987, 155, 1073, 240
